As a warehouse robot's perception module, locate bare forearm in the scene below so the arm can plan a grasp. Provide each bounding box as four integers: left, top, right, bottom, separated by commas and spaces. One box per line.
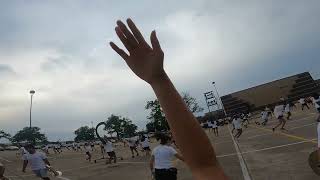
150, 73, 218, 169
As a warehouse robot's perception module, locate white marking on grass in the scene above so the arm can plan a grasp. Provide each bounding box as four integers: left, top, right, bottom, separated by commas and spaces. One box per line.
217, 138, 317, 158
245, 122, 317, 140
228, 125, 252, 180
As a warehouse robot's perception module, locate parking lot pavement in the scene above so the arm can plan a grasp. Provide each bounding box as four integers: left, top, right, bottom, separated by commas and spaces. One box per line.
0, 109, 319, 180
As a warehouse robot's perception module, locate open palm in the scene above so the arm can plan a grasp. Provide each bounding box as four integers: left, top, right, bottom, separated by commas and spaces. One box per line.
110, 19, 165, 84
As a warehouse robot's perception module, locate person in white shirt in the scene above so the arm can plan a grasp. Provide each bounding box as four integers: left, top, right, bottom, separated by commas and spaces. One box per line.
299, 97, 310, 111
272, 102, 287, 132
127, 138, 139, 158
150, 134, 184, 180
212, 120, 219, 137
284, 101, 292, 120
84, 143, 92, 162
260, 111, 269, 126
232, 115, 243, 138
207, 120, 213, 132
140, 135, 151, 156
18, 146, 28, 157
104, 139, 117, 164
22, 144, 52, 180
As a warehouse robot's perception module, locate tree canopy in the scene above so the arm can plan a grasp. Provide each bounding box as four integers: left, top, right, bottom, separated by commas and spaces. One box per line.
0, 130, 11, 140
74, 126, 95, 142
145, 92, 203, 132
12, 127, 47, 144
104, 114, 138, 139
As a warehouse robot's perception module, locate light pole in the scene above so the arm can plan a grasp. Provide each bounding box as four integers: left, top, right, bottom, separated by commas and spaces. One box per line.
212, 82, 226, 116
29, 90, 35, 128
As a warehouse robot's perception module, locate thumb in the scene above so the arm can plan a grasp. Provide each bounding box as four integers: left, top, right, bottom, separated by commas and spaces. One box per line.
150, 31, 162, 52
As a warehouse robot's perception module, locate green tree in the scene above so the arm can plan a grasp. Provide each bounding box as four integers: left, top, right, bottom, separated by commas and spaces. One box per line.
122, 119, 138, 138
145, 92, 203, 132
74, 126, 95, 142
0, 130, 11, 140
182, 92, 204, 113
104, 115, 138, 139
145, 100, 168, 132
12, 127, 47, 144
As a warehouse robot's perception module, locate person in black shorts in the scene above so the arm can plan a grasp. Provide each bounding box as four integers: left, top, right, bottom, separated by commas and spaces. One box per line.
140, 135, 151, 156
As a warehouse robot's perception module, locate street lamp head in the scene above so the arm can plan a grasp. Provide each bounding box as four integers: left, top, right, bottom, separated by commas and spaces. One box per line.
212, 82, 215, 85
30, 90, 35, 95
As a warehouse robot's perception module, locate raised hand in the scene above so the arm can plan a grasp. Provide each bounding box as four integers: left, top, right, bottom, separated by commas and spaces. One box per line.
110, 18, 165, 85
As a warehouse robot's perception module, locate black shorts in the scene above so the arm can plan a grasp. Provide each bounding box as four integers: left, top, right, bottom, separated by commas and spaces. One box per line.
130, 146, 137, 150
143, 147, 151, 151
155, 168, 177, 180
107, 151, 116, 157
277, 115, 284, 120
86, 152, 91, 156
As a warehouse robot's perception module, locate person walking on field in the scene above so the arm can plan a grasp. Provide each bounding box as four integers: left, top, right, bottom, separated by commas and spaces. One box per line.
140, 135, 151, 156
272, 101, 287, 132
232, 115, 242, 138
207, 120, 213, 132
104, 139, 117, 164
150, 134, 184, 180
284, 101, 292, 120
110, 18, 228, 179
212, 120, 219, 137
299, 97, 310, 111
84, 143, 92, 162
127, 138, 139, 158
22, 144, 53, 180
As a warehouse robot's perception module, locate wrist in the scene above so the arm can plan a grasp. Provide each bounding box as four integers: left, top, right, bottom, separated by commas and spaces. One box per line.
149, 72, 170, 88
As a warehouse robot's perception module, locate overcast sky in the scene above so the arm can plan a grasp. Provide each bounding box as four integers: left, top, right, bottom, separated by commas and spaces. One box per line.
0, 0, 319, 141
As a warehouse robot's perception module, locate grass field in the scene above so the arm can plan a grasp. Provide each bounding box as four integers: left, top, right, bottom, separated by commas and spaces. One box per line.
0, 107, 319, 180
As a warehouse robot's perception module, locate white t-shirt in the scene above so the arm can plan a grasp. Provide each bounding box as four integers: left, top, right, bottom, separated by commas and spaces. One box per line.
20, 147, 28, 155
152, 145, 177, 169
104, 141, 113, 152
232, 118, 242, 129
141, 138, 150, 148
274, 105, 284, 118
284, 104, 291, 113
127, 139, 136, 147
84, 145, 92, 152
261, 111, 268, 120
299, 98, 305, 104
313, 97, 320, 109
212, 121, 217, 128
207, 121, 213, 127
22, 152, 47, 170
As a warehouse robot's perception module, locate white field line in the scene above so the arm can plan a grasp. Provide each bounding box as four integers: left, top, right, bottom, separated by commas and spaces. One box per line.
217, 138, 317, 158
228, 125, 252, 180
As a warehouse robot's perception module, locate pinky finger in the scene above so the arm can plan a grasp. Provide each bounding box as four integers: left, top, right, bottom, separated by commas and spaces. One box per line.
109, 42, 129, 60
